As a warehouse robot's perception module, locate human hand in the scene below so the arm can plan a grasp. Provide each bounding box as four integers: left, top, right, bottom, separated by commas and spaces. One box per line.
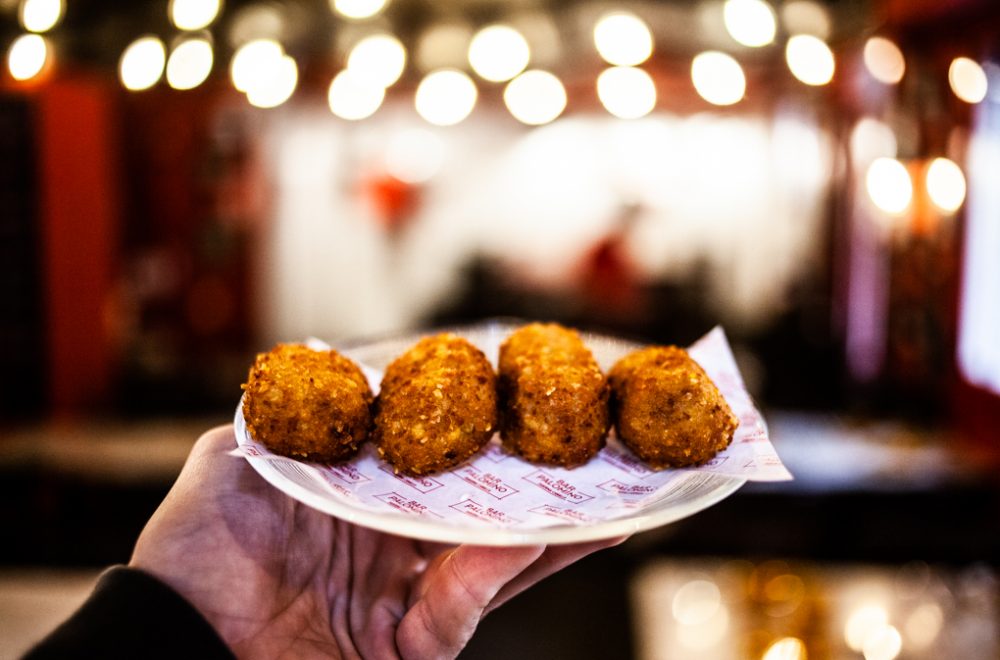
130, 425, 624, 659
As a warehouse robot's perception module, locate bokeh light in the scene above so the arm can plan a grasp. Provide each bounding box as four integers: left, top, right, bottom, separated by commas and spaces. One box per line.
415, 69, 477, 126
862, 624, 902, 660
949, 57, 988, 104
231, 39, 284, 92
904, 602, 944, 650
691, 51, 746, 105
332, 0, 388, 20
19, 0, 63, 33
786, 34, 835, 86
504, 69, 566, 125
593, 12, 653, 66
850, 117, 897, 165
671, 580, 722, 625
762, 637, 808, 660
119, 36, 167, 91
926, 157, 966, 213
245, 54, 298, 108
347, 33, 406, 88
780, 0, 831, 39
597, 66, 657, 119
866, 158, 912, 215
7, 33, 48, 81
328, 69, 385, 120
166, 37, 213, 90
845, 604, 890, 652
723, 0, 777, 48
468, 25, 530, 82
169, 0, 222, 31
863, 37, 905, 84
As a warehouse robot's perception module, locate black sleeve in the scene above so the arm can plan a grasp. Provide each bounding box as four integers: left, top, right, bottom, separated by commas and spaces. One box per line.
24, 566, 235, 660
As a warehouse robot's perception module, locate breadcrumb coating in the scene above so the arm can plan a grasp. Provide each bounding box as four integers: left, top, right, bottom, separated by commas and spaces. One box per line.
242, 343, 374, 463
498, 323, 610, 467
374, 334, 498, 476
609, 346, 737, 468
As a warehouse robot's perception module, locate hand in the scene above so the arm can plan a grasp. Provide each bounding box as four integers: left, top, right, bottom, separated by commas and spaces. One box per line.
130, 425, 624, 659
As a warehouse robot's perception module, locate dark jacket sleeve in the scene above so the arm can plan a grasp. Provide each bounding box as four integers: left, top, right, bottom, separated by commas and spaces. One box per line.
24, 566, 235, 659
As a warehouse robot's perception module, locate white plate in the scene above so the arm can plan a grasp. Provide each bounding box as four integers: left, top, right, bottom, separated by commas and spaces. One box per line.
235, 321, 759, 546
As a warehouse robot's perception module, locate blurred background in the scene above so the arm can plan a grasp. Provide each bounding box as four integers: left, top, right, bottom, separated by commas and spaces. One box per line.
1, 0, 999, 657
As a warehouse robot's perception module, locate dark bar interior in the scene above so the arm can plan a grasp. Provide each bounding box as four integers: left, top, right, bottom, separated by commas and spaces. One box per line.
1, 0, 998, 657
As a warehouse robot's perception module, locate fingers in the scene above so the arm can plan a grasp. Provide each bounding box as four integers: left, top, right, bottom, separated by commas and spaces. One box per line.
396, 545, 544, 660
484, 536, 628, 615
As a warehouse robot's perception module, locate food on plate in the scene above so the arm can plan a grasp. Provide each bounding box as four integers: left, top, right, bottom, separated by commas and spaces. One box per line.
498, 323, 610, 467
374, 333, 498, 475
609, 345, 737, 468
242, 343, 374, 463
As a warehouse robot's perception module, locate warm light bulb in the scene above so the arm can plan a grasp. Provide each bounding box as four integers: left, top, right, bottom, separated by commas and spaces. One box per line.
7, 33, 48, 81
332, 0, 388, 20
415, 69, 477, 126
926, 157, 966, 213
866, 158, 912, 215
949, 57, 988, 104
328, 69, 385, 120
347, 33, 406, 88
468, 25, 530, 82
119, 36, 167, 91
786, 34, 835, 85
723, 0, 777, 48
762, 637, 808, 660
19, 0, 63, 33
245, 54, 297, 108
863, 37, 905, 84
169, 0, 222, 31
504, 69, 566, 125
691, 51, 746, 105
597, 66, 657, 119
231, 39, 284, 92
166, 38, 213, 90
593, 12, 653, 66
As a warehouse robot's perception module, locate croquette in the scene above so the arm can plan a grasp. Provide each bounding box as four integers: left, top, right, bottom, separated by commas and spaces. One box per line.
498, 323, 610, 467
374, 334, 498, 476
609, 346, 737, 468
242, 343, 374, 463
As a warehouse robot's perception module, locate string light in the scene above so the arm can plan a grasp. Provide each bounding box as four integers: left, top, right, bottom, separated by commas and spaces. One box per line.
166, 37, 213, 90
119, 36, 167, 91
231, 39, 284, 92
7, 33, 49, 81
786, 34, 835, 86
347, 33, 406, 88
949, 57, 988, 104
468, 25, 530, 82
593, 12, 653, 67
597, 66, 656, 119
168, 0, 222, 31
863, 36, 905, 85
925, 157, 966, 213
723, 0, 777, 48
691, 51, 746, 106
415, 69, 477, 126
19, 0, 63, 33
245, 54, 298, 108
332, 0, 388, 20
328, 69, 385, 120
504, 69, 566, 125
866, 158, 912, 215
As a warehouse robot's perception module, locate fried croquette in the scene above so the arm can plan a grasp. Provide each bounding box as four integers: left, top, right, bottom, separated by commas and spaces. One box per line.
498, 323, 610, 467
374, 334, 498, 476
609, 346, 737, 468
242, 344, 374, 463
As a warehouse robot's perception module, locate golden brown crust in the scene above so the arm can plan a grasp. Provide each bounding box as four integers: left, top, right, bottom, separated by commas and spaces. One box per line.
498, 323, 610, 467
374, 334, 498, 476
609, 346, 737, 468
242, 344, 374, 464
